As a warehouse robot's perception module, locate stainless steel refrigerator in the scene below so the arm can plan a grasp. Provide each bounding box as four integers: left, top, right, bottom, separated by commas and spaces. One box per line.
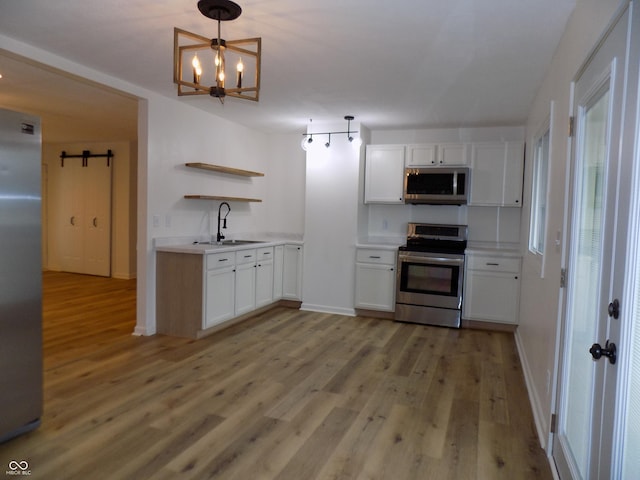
0, 108, 42, 442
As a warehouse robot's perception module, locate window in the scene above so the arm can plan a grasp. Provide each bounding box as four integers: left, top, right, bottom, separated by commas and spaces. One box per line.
529, 124, 551, 257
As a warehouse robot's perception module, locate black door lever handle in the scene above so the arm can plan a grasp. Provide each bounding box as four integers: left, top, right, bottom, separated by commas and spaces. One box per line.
589, 340, 617, 365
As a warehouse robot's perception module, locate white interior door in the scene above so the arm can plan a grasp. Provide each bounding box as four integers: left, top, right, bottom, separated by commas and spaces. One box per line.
59, 160, 84, 272
50, 156, 112, 276
553, 5, 632, 479
83, 160, 112, 276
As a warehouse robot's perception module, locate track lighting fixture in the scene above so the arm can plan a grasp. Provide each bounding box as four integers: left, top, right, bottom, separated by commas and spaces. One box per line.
301, 115, 360, 151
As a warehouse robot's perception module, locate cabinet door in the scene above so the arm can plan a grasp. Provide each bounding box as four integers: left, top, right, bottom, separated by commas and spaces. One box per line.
469, 141, 524, 206
463, 270, 520, 323
503, 141, 524, 206
205, 266, 236, 328
407, 144, 437, 166
273, 245, 284, 299
355, 262, 396, 311
439, 143, 468, 165
364, 145, 405, 204
256, 260, 274, 308
469, 143, 506, 205
235, 263, 256, 315
283, 245, 303, 300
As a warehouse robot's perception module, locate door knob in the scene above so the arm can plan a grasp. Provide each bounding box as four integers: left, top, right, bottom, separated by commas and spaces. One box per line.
608, 299, 620, 319
589, 340, 617, 365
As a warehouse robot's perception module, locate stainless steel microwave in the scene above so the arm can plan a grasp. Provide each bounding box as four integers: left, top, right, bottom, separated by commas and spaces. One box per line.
403, 167, 469, 205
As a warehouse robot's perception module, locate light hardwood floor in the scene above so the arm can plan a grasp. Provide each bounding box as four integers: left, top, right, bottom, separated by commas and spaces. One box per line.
0, 271, 552, 479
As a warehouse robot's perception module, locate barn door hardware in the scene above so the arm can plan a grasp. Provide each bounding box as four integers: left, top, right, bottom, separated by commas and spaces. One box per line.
60, 149, 113, 167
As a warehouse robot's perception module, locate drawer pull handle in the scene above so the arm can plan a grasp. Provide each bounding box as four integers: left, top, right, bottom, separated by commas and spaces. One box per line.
369, 255, 381, 259
218, 258, 228, 262
486, 262, 500, 266
244, 255, 252, 258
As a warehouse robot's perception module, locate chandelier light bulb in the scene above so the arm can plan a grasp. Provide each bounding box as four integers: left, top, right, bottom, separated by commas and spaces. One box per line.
236, 57, 244, 88
192, 54, 202, 83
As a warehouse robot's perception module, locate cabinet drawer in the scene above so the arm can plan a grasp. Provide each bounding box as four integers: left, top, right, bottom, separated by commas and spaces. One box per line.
235, 249, 257, 265
206, 252, 235, 270
356, 249, 396, 265
466, 255, 521, 273
257, 246, 274, 261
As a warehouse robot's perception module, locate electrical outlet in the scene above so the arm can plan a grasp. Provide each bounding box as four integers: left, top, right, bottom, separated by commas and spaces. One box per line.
152, 214, 160, 228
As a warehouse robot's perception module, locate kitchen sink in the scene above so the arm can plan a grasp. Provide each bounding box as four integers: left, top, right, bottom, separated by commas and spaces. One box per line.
220, 239, 265, 245
194, 240, 266, 246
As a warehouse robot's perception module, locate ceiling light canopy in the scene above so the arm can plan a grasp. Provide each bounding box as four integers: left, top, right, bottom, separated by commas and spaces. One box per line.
173, 0, 261, 103
301, 116, 361, 151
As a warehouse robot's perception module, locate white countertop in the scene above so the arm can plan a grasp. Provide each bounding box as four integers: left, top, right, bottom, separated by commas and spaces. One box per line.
356, 236, 404, 250
465, 241, 521, 256
155, 235, 303, 255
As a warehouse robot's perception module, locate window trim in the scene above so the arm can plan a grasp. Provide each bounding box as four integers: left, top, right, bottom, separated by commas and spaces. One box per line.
528, 105, 554, 278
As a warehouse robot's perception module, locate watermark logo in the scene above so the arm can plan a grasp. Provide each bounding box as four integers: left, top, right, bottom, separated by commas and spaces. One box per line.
6, 461, 31, 476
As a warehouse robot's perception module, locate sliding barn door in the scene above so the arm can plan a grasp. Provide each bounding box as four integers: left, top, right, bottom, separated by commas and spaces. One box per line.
50, 157, 112, 277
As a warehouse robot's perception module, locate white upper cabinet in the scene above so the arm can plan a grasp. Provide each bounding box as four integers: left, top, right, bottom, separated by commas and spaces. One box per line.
438, 143, 469, 166
407, 143, 469, 167
406, 144, 437, 166
469, 141, 524, 207
364, 145, 405, 204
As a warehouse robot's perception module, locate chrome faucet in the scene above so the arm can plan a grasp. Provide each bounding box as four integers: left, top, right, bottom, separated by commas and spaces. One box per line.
217, 202, 231, 243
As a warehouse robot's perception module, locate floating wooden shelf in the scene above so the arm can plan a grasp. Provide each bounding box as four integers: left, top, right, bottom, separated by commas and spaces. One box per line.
185, 162, 264, 177
184, 195, 262, 203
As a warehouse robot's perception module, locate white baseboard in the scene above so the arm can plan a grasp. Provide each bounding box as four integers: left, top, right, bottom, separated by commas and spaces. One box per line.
514, 329, 549, 451
112, 271, 137, 280
300, 303, 356, 317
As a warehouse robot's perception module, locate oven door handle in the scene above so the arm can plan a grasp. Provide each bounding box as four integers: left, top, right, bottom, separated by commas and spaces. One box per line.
398, 254, 464, 267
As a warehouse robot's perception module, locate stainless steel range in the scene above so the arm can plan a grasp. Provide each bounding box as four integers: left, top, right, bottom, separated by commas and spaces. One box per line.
395, 223, 467, 328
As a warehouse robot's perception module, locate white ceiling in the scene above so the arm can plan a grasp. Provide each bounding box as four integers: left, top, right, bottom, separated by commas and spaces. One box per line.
0, 0, 576, 142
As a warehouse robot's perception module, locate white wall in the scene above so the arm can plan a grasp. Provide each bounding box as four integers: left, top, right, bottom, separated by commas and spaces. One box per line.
302, 120, 364, 315
139, 96, 305, 335
264, 134, 306, 236
518, 0, 624, 452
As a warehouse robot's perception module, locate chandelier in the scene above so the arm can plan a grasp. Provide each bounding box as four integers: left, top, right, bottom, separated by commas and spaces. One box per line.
173, 0, 261, 103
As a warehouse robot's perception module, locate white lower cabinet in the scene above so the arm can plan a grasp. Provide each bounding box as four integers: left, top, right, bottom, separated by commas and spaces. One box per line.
273, 245, 284, 299
157, 243, 303, 339
256, 247, 274, 307
282, 244, 303, 300
234, 250, 257, 316
205, 253, 236, 329
354, 248, 396, 311
463, 253, 521, 324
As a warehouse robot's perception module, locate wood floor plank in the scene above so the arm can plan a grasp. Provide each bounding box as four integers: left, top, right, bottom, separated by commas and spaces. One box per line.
274, 407, 359, 480
0, 272, 553, 480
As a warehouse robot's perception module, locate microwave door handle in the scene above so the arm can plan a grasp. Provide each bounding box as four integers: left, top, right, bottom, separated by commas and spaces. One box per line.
453, 171, 458, 196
